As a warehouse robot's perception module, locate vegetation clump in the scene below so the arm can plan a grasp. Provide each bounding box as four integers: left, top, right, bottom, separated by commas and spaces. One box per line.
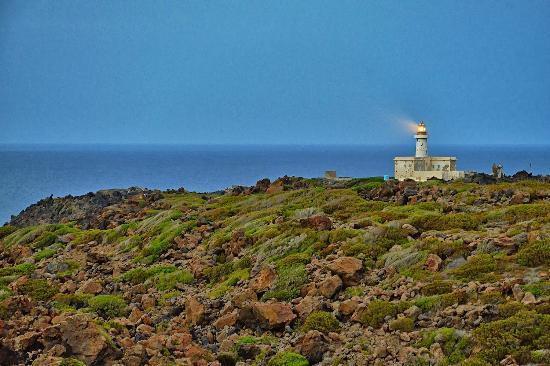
302, 311, 340, 333
268, 351, 309, 366
471, 311, 550, 364
449, 254, 497, 281
389, 317, 414, 332
88, 295, 128, 319
19, 279, 58, 301
358, 300, 398, 328
516, 240, 550, 266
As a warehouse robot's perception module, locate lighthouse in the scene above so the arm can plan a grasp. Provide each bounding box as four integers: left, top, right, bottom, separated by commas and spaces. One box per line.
415, 121, 428, 157
393, 120, 465, 181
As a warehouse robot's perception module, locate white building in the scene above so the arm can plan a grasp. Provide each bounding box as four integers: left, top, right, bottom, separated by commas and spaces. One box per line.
394, 121, 465, 181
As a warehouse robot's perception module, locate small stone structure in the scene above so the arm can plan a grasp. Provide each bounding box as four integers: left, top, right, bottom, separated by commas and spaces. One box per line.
394, 121, 465, 181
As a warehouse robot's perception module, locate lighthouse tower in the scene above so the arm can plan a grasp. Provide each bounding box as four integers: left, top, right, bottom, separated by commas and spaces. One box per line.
415, 121, 428, 157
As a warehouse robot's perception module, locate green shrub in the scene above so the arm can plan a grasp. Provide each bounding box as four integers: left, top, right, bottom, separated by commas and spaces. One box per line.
19, 279, 58, 301
60, 358, 86, 366
417, 327, 470, 364
88, 295, 127, 319
154, 270, 194, 290
517, 240, 550, 266
302, 311, 340, 333
471, 310, 550, 364
497, 301, 526, 319
52, 293, 91, 311
411, 213, 482, 231
414, 292, 467, 313
262, 264, 308, 301
449, 254, 496, 281
421, 280, 453, 296
358, 300, 397, 328
0, 226, 17, 239
522, 281, 550, 297
419, 238, 466, 259
268, 351, 309, 366
208, 268, 250, 299
459, 358, 491, 366
389, 317, 414, 332
344, 286, 365, 298
121, 264, 177, 284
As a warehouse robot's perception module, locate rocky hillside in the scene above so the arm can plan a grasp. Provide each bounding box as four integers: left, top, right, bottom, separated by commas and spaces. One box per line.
0, 176, 549, 366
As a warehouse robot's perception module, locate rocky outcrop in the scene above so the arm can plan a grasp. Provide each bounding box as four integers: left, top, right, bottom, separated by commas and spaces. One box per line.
1, 176, 548, 366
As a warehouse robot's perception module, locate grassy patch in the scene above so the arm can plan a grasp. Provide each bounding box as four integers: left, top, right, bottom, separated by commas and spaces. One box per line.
0, 262, 35, 277
153, 270, 194, 290
34, 248, 58, 261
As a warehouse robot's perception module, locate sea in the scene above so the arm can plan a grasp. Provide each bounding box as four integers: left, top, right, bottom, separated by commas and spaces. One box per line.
1, 144, 548, 224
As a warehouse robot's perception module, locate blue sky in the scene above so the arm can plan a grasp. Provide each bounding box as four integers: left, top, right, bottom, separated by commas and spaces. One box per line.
1, 1, 549, 145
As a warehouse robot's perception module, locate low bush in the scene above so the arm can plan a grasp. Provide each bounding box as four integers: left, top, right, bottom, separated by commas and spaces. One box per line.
421, 280, 453, 296
53, 293, 91, 311
208, 268, 249, 299
389, 317, 414, 332
88, 295, 128, 319
411, 213, 483, 231
268, 351, 309, 366
414, 292, 467, 313
121, 264, 177, 284
517, 240, 550, 267
449, 254, 496, 281
471, 311, 550, 364
154, 269, 194, 290
417, 327, 470, 364
522, 280, 550, 297
262, 264, 308, 301
358, 300, 398, 328
301, 311, 340, 333
497, 301, 526, 319
0, 225, 17, 239
19, 279, 58, 301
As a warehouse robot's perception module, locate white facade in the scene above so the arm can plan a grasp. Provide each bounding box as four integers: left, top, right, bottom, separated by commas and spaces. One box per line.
394, 122, 465, 182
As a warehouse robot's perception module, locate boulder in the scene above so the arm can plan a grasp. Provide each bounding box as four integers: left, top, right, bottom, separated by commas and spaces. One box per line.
327, 257, 363, 285
296, 296, 322, 319
58, 314, 107, 365
521, 292, 537, 305
318, 275, 342, 298
250, 267, 276, 292
295, 330, 329, 364
213, 310, 239, 329
78, 279, 103, 295
252, 301, 296, 329
185, 296, 205, 326
424, 254, 442, 272
339, 299, 359, 316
